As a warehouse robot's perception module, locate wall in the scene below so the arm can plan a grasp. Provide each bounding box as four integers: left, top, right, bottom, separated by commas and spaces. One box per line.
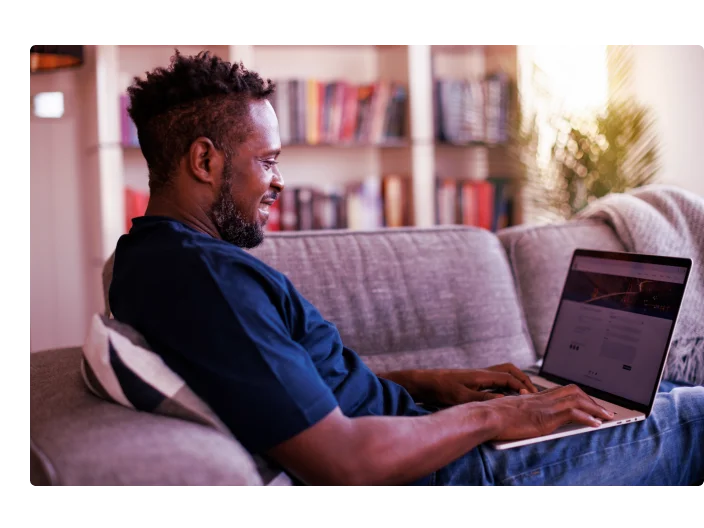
629, 45, 704, 196
30, 50, 103, 351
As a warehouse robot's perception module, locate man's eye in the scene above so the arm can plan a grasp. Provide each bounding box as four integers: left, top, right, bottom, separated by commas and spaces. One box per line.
263, 160, 278, 170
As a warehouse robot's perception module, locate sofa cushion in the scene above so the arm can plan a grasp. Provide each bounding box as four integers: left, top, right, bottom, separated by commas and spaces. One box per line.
80, 314, 290, 485
497, 219, 625, 357
30, 347, 262, 485
249, 227, 537, 371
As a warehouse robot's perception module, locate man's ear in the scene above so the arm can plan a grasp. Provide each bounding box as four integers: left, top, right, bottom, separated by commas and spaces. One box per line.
188, 137, 224, 185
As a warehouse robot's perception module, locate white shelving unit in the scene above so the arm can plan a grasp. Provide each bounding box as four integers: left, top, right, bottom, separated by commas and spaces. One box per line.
94, 45, 522, 257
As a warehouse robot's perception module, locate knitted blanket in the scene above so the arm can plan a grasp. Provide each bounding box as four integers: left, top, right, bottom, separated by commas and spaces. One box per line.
577, 185, 704, 384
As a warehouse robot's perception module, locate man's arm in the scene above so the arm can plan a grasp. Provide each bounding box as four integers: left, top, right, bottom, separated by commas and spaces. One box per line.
268, 402, 500, 485
268, 384, 613, 485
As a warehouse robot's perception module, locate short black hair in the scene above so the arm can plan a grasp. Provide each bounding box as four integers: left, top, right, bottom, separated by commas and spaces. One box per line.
127, 49, 275, 193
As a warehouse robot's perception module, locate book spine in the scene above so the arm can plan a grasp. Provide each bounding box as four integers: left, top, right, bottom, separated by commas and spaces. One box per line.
306, 79, 319, 145
341, 83, 358, 143
289, 80, 296, 144
476, 181, 495, 230
346, 183, 362, 230
298, 80, 307, 143
382, 174, 404, 228
460, 181, 477, 226
280, 190, 298, 231
124, 187, 148, 232
295, 188, 314, 230
331, 82, 346, 143
434, 80, 443, 141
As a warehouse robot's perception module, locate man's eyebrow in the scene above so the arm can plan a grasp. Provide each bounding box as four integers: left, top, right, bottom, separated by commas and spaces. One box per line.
260, 148, 281, 158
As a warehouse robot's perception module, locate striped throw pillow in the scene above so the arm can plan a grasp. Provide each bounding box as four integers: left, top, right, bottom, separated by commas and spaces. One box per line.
81, 314, 291, 486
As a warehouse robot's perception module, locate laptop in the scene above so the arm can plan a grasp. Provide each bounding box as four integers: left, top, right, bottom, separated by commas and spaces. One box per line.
492, 248, 692, 450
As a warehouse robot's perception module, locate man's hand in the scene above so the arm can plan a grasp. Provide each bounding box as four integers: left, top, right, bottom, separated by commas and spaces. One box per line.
379, 363, 538, 406
484, 384, 615, 441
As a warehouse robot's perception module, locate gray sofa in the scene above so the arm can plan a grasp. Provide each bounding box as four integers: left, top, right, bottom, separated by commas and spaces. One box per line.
30, 218, 626, 485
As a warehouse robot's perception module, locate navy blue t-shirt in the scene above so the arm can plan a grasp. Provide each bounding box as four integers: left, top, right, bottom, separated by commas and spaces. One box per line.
110, 216, 430, 456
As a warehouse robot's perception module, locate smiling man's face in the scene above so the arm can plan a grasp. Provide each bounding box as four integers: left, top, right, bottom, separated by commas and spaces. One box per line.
210, 98, 284, 248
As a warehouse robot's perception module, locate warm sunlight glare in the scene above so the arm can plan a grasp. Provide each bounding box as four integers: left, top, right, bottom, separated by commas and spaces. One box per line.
532, 45, 609, 116
519, 46, 610, 169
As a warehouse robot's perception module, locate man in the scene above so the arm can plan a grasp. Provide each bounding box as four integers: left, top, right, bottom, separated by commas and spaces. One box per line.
110, 51, 704, 486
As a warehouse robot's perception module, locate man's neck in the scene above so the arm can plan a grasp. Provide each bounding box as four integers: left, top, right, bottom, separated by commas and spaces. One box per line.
145, 191, 221, 240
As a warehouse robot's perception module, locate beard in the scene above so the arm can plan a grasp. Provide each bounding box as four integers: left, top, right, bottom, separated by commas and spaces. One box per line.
209, 164, 265, 249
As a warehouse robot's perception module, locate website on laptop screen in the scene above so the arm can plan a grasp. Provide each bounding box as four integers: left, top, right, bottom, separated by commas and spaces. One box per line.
542, 255, 688, 405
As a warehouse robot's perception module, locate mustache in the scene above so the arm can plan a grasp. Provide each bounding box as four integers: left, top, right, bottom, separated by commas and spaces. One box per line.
263, 191, 280, 203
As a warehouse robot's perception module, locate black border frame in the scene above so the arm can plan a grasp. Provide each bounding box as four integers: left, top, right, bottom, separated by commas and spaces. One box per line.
538, 248, 692, 416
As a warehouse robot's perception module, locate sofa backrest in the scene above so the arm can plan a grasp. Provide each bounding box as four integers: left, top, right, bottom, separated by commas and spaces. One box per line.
249, 227, 536, 372
498, 219, 625, 357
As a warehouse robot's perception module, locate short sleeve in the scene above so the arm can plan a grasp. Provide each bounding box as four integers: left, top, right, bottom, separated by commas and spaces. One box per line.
132, 254, 339, 454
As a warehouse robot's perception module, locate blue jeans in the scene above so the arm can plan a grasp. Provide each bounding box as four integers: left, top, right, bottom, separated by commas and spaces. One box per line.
432, 381, 704, 485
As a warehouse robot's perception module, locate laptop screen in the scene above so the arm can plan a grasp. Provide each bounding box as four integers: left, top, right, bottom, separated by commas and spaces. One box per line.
541, 253, 688, 406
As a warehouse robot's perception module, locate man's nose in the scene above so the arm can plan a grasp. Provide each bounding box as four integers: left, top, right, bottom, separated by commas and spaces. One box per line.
272, 170, 284, 192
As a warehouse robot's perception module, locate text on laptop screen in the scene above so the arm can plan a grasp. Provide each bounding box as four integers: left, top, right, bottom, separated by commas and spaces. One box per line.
542, 255, 687, 405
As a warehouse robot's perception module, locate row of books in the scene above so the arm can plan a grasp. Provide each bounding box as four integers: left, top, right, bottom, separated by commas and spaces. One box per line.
125, 177, 514, 234
269, 80, 407, 146
434, 74, 511, 145
124, 176, 412, 234
269, 176, 514, 232
267, 175, 413, 231
436, 177, 514, 232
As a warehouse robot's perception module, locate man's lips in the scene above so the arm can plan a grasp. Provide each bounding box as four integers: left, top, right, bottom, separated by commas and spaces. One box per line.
259, 196, 278, 215
261, 193, 279, 206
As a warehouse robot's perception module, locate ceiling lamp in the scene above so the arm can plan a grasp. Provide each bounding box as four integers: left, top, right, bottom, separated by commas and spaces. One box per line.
30, 46, 84, 73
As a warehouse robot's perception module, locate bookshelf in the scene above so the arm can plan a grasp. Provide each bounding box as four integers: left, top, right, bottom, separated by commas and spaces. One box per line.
431, 45, 522, 228
96, 45, 522, 251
